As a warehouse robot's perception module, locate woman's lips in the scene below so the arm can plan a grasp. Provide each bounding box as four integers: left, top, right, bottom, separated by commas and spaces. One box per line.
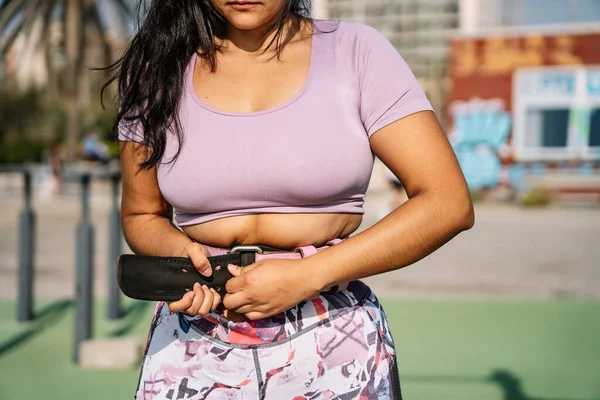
227, 1, 259, 11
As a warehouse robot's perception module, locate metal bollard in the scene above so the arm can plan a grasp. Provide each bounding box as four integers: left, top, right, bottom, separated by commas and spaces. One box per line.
108, 172, 123, 319
17, 169, 36, 321
73, 173, 95, 363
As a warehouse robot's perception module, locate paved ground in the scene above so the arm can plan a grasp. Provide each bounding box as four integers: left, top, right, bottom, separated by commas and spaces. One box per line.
1, 170, 600, 301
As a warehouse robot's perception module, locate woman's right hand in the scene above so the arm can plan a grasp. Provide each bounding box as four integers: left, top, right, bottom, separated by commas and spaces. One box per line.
168, 242, 221, 315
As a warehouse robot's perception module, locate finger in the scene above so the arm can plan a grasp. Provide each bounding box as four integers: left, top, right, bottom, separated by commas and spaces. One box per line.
222, 292, 250, 310
227, 263, 258, 277
197, 285, 214, 315
168, 290, 195, 312
186, 283, 205, 315
245, 311, 264, 321
227, 264, 242, 277
225, 275, 245, 294
183, 242, 206, 258
187, 244, 212, 277
233, 304, 260, 314
210, 288, 221, 311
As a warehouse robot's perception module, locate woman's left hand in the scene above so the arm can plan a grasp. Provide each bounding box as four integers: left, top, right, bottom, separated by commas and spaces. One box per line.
222, 259, 320, 320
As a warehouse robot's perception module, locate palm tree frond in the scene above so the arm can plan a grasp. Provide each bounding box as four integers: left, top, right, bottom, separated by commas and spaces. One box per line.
0, 0, 17, 17
0, 0, 51, 54
37, 0, 60, 45
111, 0, 133, 18
90, 1, 112, 70
39, 0, 61, 101
22, 0, 48, 31
102, 0, 133, 36
1, 0, 135, 160
36, 0, 60, 53
0, 0, 28, 35
0, 13, 25, 55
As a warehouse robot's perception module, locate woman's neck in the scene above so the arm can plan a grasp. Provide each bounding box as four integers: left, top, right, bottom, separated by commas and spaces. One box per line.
220, 14, 303, 56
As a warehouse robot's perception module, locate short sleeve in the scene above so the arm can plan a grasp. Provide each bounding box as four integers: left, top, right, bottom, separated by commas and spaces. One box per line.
118, 117, 146, 144
357, 26, 434, 137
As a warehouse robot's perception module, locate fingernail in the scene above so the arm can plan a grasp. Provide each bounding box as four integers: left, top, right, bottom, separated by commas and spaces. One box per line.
194, 282, 200, 290
209, 288, 216, 293
201, 285, 208, 290
228, 264, 237, 270
188, 291, 195, 300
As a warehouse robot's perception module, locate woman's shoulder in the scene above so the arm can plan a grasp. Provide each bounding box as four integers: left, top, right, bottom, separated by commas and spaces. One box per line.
313, 19, 393, 59
313, 19, 390, 46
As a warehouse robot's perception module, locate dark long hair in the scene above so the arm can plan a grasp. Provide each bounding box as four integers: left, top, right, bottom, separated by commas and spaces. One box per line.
104, 0, 313, 169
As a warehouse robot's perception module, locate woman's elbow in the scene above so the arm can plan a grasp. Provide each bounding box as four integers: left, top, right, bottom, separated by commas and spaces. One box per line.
120, 214, 138, 250
453, 194, 475, 232
433, 189, 474, 233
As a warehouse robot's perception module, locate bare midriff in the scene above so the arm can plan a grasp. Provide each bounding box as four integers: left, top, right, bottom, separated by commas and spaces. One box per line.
182, 213, 362, 322
181, 213, 362, 249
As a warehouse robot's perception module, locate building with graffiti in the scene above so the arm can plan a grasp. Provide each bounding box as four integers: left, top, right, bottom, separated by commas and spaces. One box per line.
449, 20, 600, 195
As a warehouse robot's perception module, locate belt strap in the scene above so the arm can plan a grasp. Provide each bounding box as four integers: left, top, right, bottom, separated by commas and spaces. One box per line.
117, 240, 343, 302
118, 252, 253, 301
296, 245, 318, 258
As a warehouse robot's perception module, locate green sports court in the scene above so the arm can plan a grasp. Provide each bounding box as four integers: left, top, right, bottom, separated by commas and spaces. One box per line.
1, 298, 598, 400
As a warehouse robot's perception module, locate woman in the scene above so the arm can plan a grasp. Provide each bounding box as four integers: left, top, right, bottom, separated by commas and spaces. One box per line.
114, 0, 474, 398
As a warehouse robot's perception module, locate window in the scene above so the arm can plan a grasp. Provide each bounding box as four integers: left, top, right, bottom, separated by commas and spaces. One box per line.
590, 108, 600, 147
525, 108, 570, 148
514, 67, 600, 161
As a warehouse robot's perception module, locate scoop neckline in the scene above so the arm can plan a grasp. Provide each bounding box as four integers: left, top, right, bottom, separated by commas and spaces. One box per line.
186, 23, 317, 117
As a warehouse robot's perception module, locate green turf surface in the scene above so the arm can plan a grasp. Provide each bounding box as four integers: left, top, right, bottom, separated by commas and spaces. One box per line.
0, 298, 599, 400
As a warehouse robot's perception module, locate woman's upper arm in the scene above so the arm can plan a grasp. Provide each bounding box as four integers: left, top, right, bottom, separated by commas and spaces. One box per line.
120, 141, 172, 220
352, 26, 471, 212
369, 111, 472, 209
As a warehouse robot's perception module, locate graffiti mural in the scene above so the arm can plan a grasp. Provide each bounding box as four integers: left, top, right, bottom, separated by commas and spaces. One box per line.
450, 98, 512, 190
449, 96, 599, 194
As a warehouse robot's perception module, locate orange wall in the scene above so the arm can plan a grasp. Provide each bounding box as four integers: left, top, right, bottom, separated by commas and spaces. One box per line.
449, 32, 600, 113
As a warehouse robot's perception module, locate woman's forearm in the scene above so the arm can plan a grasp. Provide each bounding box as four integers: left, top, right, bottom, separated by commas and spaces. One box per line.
122, 214, 193, 257
303, 189, 474, 291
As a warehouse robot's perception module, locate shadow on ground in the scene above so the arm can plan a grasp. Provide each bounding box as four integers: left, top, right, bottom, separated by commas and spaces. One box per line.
0, 300, 73, 357
404, 369, 599, 400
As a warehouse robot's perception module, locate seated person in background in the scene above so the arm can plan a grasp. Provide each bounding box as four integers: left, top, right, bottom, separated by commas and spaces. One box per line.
82, 132, 110, 165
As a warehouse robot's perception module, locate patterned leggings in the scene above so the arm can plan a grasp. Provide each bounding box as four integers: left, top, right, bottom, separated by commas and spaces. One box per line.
135, 280, 402, 399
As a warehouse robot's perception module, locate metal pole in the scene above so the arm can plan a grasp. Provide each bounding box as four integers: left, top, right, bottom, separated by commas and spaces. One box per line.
17, 169, 35, 321
108, 172, 123, 319
73, 173, 94, 363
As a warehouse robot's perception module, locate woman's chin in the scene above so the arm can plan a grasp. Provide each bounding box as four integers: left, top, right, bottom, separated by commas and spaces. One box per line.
227, 16, 273, 32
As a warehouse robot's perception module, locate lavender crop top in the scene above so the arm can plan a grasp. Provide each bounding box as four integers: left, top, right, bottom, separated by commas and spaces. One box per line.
119, 20, 433, 226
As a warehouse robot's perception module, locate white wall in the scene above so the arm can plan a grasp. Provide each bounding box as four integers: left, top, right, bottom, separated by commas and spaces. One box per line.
459, 0, 505, 32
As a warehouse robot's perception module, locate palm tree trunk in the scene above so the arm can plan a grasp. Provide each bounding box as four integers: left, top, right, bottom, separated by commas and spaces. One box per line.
40, 0, 60, 104
64, 0, 83, 161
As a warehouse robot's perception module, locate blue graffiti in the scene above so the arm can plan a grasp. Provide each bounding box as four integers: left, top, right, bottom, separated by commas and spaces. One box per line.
507, 164, 527, 192
580, 162, 594, 176
530, 162, 548, 176
452, 107, 512, 190
588, 70, 600, 96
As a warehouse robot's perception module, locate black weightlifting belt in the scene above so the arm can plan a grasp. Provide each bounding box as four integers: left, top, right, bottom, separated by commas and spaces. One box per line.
117, 245, 284, 302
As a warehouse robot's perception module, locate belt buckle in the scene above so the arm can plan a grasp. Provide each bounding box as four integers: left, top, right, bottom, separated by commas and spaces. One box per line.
229, 246, 263, 266
229, 245, 264, 254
